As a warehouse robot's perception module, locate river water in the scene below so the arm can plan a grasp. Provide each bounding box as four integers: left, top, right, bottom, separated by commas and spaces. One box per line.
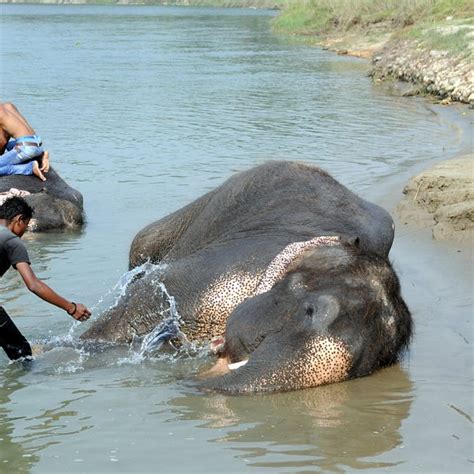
0, 5, 472, 473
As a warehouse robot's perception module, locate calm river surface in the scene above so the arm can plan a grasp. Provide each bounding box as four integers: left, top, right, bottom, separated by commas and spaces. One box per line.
0, 5, 472, 473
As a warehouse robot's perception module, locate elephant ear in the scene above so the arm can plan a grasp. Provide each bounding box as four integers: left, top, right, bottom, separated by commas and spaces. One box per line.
304, 294, 340, 331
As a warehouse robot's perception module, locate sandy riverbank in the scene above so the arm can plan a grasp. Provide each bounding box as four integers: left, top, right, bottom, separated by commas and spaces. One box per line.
397, 154, 473, 245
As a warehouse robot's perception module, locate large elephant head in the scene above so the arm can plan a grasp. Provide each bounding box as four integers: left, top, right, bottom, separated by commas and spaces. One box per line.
199, 242, 412, 393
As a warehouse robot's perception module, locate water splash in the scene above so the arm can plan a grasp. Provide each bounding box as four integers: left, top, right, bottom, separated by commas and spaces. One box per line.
91, 261, 168, 314
61, 261, 169, 343
30, 261, 196, 370
123, 280, 198, 363
138, 281, 185, 353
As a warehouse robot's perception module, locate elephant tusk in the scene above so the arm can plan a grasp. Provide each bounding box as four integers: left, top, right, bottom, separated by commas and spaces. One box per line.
228, 359, 248, 370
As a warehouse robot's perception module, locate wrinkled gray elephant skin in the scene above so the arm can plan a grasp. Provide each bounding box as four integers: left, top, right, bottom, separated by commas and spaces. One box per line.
0, 167, 84, 231
82, 161, 412, 393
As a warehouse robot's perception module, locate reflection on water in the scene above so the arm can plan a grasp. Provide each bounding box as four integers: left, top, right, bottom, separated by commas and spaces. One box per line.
171, 365, 413, 471
0, 364, 96, 471
1, 350, 413, 473
0, 367, 40, 472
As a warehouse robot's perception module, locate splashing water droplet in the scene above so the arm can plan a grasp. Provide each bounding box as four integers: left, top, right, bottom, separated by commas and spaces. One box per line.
31, 261, 196, 369
137, 281, 188, 356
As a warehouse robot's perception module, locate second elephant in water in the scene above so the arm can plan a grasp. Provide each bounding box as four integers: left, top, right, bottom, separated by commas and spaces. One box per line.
82, 161, 412, 393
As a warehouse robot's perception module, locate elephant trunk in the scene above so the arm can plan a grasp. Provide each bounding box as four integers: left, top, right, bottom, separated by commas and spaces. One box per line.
199, 333, 353, 394
198, 358, 270, 394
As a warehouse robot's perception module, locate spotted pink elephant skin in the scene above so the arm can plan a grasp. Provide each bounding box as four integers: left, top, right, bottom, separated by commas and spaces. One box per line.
82, 161, 411, 393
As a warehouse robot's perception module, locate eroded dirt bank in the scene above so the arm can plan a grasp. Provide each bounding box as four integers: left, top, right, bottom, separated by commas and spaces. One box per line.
370, 38, 473, 105
397, 154, 473, 245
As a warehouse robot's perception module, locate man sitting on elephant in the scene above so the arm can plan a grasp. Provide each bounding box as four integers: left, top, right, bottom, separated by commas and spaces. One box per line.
0, 102, 50, 181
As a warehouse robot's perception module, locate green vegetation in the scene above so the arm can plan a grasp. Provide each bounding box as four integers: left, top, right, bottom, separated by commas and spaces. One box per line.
273, 0, 474, 54
407, 17, 474, 54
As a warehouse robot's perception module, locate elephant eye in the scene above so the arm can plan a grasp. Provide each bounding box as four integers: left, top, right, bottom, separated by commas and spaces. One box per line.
304, 303, 315, 317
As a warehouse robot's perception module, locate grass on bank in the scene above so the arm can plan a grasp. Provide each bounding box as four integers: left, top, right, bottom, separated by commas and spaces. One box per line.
273, 0, 474, 54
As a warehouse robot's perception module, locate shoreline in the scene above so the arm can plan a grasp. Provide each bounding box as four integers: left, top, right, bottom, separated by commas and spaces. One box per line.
396, 154, 473, 244
362, 78, 473, 246
367, 50, 472, 245
306, 33, 473, 106
365, 103, 472, 239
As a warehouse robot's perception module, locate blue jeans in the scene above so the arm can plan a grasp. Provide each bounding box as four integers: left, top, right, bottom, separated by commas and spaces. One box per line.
0, 135, 43, 176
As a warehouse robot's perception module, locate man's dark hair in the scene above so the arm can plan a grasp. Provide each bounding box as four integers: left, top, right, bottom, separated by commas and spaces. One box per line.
0, 197, 34, 223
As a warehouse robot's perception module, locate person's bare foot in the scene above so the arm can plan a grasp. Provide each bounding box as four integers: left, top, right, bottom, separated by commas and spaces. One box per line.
39, 150, 50, 172
32, 160, 46, 181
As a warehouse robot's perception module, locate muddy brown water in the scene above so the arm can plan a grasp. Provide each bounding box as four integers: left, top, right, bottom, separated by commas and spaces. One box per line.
1, 5, 472, 472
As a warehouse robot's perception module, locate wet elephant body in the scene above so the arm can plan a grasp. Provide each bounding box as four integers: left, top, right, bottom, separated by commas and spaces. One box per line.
82, 161, 412, 393
0, 167, 84, 230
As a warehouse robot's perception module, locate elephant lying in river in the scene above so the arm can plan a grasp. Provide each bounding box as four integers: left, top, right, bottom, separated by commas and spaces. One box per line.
82, 161, 412, 393
0, 167, 83, 231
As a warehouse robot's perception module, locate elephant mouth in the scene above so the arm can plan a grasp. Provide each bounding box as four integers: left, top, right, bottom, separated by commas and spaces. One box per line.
202, 354, 249, 378
204, 336, 250, 375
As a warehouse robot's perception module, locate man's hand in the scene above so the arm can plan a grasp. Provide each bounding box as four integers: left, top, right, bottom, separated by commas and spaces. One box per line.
68, 303, 91, 322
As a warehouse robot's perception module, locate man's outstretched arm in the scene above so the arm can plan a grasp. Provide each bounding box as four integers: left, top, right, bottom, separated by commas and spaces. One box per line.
16, 262, 91, 322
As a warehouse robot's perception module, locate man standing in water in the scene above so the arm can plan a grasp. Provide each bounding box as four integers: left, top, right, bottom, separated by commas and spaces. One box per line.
0, 102, 49, 181
0, 196, 91, 361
